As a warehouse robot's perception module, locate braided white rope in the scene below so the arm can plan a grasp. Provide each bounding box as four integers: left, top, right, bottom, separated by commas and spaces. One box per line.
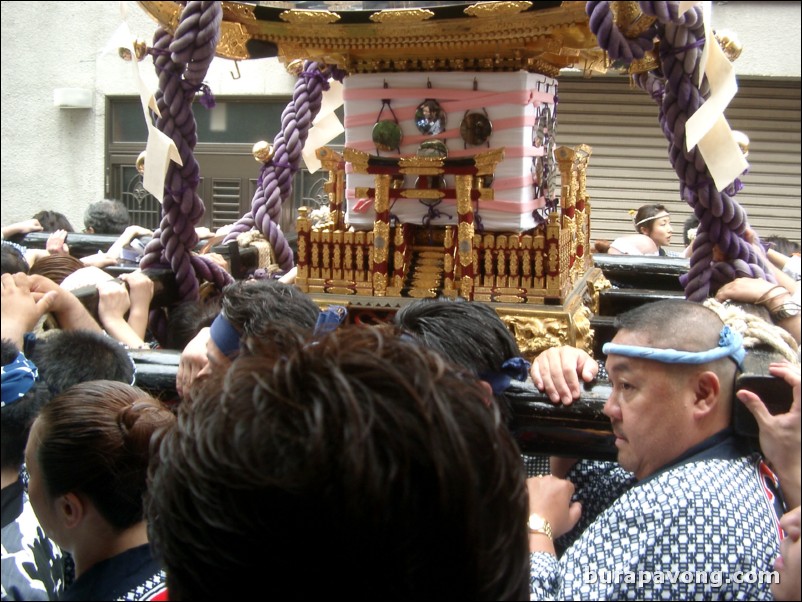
704, 298, 800, 365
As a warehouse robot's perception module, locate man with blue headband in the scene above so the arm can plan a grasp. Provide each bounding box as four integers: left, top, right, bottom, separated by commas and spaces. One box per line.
526, 299, 786, 600
176, 279, 327, 400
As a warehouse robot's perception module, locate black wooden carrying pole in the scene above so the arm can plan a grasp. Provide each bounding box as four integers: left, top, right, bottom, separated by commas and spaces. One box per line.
128, 346, 787, 461
508, 379, 616, 460
591, 254, 688, 290
18, 245, 787, 459
18, 232, 260, 276
20, 232, 121, 258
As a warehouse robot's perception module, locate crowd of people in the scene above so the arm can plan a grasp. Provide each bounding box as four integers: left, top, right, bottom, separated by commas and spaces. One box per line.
1, 202, 800, 600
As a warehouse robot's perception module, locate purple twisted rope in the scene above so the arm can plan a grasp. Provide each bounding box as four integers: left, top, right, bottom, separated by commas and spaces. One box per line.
140, 1, 233, 305
223, 62, 347, 271
594, 1, 772, 301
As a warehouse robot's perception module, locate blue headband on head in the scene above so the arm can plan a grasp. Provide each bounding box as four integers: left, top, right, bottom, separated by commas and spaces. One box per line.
313, 305, 348, 338
479, 357, 531, 396
602, 325, 746, 369
1, 352, 39, 407
210, 313, 242, 359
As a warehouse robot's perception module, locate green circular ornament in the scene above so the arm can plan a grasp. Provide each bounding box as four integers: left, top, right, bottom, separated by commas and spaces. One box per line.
372, 120, 403, 152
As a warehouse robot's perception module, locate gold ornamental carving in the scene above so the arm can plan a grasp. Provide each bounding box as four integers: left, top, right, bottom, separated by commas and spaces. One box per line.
444, 253, 454, 273
119, 39, 149, 62
325, 287, 355, 296
370, 9, 435, 23
609, 1, 656, 38
400, 167, 446, 176
477, 188, 494, 202
501, 314, 570, 360
372, 272, 387, 296
460, 276, 474, 300
398, 156, 445, 170
458, 223, 475, 267
586, 273, 612, 315
373, 221, 390, 265
279, 10, 341, 25
455, 175, 473, 214
217, 21, 249, 60
714, 30, 743, 62
474, 148, 505, 175
317, 146, 344, 176
344, 148, 370, 173
414, 266, 443, 275
374, 174, 391, 213
464, 2, 533, 18
408, 288, 439, 299
221, 3, 255, 22
572, 304, 594, 355
628, 50, 660, 75
140, 1, 606, 74
401, 189, 445, 201
495, 294, 525, 304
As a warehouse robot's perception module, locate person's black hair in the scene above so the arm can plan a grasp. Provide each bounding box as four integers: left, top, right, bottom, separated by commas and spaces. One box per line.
32, 210, 75, 233
221, 279, 320, 336
30, 330, 134, 395
633, 204, 669, 235
165, 297, 223, 351
763, 235, 801, 257
147, 325, 530, 600
682, 215, 700, 247
394, 297, 521, 425
35, 381, 174, 529
83, 199, 130, 235
1, 242, 30, 275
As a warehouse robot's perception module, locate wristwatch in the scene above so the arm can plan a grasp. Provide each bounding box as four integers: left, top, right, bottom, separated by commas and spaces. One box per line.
772, 302, 801, 321
527, 513, 553, 540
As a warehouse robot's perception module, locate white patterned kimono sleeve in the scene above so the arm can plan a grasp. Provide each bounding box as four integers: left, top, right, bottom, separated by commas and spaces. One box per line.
530, 457, 781, 600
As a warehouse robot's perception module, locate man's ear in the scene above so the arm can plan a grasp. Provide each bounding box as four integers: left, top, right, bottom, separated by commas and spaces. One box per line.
692, 371, 721, 419
478, 380, 494, 408
57, 492, 85, 530
84, 226, 94, 234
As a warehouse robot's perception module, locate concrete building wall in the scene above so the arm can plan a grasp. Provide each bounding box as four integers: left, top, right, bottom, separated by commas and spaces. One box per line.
1, 1, 799, 230
712, 1, 801, 79
1, 1, 292, 228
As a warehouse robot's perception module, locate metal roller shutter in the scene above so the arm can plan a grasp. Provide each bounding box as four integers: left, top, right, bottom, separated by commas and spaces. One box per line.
555, 76, 801, 251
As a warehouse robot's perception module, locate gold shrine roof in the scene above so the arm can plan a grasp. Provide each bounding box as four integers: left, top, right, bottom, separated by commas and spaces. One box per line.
138, 1, 613, 76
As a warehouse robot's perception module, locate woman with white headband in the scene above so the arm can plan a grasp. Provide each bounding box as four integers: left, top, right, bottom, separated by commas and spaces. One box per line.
629, 203, 677, 256
602, 204, 680, 257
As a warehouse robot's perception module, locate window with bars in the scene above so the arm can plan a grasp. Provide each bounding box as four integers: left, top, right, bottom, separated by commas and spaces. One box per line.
106, 97, 344, 239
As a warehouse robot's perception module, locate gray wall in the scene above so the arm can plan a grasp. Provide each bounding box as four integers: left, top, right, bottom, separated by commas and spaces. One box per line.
712, 1, 801, 79
1, 1, 799, 232
1, 1, 293, 229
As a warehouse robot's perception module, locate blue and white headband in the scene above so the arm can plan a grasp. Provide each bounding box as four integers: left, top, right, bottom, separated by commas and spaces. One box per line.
313, 305, 348, 338
210, 313, 242, 359
479, 357, 531, 396
602, 325, 745, 369
1, 352, 39, 407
